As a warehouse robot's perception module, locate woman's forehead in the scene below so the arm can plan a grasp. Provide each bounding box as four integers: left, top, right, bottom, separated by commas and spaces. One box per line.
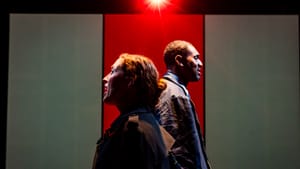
112, 58, 123, 69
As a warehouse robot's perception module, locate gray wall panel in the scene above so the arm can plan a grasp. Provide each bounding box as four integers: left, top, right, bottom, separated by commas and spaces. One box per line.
205, 15, 299, 169
7, 14, 103, 169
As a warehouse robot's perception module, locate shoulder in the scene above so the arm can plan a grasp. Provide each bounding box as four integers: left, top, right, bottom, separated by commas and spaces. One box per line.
160, 78, 186, 98
124, 113, 160, 135
123, 114, 167, 150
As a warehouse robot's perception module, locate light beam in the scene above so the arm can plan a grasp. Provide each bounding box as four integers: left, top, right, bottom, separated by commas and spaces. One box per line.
145, 0, 171, 11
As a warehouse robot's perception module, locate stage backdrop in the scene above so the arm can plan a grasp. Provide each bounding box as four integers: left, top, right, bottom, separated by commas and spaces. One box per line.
103, 14, 205, 134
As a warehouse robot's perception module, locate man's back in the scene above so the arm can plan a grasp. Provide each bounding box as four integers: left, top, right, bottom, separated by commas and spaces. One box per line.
156, 72, 210, 169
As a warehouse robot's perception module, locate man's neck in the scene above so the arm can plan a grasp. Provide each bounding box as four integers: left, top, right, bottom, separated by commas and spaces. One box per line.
166, 70, 188, 87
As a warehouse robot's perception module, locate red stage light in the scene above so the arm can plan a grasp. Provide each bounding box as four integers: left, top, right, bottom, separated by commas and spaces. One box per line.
145, 0, 171, 11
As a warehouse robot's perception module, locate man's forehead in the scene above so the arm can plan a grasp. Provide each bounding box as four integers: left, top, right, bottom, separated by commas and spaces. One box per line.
187, 45, 199, 56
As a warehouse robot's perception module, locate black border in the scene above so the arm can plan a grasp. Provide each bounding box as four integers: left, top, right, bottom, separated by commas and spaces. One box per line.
1, 12, 9, 169
3, 0, 300, 14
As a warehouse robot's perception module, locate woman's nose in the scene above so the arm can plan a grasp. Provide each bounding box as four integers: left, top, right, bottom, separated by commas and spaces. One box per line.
103, 74, 109, 83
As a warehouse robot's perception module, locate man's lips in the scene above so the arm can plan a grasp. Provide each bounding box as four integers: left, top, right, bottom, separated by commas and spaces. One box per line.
197, 69, 201, 75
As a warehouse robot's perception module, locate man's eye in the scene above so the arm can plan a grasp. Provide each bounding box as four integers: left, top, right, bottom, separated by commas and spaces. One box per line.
194, 55, 199, 59
110, 70, 115, 74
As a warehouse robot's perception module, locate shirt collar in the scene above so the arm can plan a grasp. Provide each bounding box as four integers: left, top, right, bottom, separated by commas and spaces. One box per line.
164, 71, 190, 97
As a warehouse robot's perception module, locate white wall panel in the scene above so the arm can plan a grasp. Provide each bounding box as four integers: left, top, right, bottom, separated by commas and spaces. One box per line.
205, 15, 299, 169
7, 14, 103, 169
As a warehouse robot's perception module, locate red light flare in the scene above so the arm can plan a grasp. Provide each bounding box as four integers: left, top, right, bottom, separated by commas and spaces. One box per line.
136, 0, 181, 14
146, 0, 170, 11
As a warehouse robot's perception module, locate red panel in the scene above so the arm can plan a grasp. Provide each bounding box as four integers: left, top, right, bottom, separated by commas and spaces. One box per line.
103, 14, 204, 134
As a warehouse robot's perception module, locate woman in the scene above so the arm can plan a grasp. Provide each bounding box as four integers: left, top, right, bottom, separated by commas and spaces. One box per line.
92, 53, 169, 169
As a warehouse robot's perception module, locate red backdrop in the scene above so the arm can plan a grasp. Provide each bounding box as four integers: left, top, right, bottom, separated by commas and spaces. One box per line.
103, 14, 205, 134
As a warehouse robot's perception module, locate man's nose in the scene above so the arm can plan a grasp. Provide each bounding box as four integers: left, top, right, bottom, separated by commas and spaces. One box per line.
198, 59, 203, 67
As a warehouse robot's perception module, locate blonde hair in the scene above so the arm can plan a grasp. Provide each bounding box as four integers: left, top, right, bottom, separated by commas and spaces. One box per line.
118, 53, 166, 108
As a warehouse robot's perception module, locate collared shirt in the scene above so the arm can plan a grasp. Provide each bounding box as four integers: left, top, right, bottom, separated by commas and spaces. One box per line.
155, 71, 211, 169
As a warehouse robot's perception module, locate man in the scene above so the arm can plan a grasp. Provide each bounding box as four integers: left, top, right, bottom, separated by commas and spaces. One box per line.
92, 53, 169, 169
155, 40, 211, 169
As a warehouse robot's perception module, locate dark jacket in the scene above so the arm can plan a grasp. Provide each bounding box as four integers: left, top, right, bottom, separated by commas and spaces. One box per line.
92, 107, 170, 169
155, 72, 211, 169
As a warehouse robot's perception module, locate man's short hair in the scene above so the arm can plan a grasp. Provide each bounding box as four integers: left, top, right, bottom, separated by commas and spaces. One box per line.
163, 40, 192, 68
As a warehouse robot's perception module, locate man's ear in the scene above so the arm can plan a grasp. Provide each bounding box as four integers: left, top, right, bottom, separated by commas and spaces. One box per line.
175, 55, 184, 67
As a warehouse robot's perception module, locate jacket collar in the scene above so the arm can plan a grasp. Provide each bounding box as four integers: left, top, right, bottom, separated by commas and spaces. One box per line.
110, 106, 150, 130
163, 71, 190, 97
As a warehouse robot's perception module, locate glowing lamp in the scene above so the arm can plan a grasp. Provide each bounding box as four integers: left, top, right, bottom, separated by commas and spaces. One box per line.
145, 0, 171, 11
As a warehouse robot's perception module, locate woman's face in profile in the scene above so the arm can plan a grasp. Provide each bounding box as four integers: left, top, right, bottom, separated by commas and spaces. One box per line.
102, 58, 130, 105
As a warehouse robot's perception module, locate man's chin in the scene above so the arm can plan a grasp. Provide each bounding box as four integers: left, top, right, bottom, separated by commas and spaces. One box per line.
191, 77, 200, 82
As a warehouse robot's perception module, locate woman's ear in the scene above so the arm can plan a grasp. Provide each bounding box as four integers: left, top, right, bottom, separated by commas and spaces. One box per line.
175, 55, 184, 67
127, 76, 136, 88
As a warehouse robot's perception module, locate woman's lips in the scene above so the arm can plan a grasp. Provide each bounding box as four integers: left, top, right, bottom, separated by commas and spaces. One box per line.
103, 85, 108, 94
